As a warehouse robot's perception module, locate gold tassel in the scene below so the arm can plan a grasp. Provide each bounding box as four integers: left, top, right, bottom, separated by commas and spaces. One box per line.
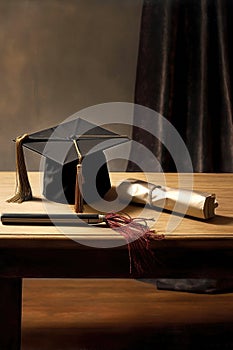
7, 134, 32, 203
73, 139, 84, 213
74, 163, 84, 213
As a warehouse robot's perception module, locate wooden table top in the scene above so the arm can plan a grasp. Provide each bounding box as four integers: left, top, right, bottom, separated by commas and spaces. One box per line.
0, 172, 232, 245
0, 172, 232, 279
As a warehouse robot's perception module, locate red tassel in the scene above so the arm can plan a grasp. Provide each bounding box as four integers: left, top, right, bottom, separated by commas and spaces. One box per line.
105, 212, 164, 276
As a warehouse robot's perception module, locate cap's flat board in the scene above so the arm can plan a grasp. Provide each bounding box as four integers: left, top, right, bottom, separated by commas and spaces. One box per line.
22, 118, 130, 164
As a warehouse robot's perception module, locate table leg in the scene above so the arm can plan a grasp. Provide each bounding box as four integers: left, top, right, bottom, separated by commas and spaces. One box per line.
0, 278, 22, 350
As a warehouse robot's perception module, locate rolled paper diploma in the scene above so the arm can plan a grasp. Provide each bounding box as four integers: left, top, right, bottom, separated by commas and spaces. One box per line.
116, 179, 218, 219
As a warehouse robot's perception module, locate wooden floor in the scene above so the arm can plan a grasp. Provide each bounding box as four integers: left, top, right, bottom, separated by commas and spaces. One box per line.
22, 279, 233, 350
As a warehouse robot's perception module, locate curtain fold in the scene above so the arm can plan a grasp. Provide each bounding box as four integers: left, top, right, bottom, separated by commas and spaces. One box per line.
131, 0, 233, 172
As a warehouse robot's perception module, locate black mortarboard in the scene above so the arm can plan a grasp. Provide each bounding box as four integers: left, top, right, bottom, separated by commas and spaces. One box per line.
8, 117, 129, 212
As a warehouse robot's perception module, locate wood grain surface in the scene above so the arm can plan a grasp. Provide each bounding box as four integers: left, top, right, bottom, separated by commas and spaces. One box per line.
0, 172, 232, 242
22, 278, 233, 350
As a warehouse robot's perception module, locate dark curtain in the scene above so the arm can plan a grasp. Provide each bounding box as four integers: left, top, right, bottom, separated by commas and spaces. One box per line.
130, 0, 233, 172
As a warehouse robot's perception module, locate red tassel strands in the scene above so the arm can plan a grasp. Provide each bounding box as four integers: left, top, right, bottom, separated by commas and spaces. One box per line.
105, 212, 164, 276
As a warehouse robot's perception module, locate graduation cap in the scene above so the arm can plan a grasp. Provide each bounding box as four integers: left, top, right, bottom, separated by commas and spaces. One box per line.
7, 117, 129, 212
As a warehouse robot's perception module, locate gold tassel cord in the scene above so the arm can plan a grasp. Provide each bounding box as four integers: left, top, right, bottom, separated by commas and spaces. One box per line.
74, 164, 84, 213
7, 134, 32, 203
73, 140, 84, 213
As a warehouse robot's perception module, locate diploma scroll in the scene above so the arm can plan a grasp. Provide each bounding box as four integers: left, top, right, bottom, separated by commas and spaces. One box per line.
116, 179, 218, 219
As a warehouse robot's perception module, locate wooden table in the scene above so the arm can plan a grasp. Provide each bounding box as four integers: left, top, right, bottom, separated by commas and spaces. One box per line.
0, 172, 232, 349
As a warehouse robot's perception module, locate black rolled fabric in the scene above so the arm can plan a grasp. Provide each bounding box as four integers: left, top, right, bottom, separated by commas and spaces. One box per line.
138, 279, 233, 294
156, 279, 233, 294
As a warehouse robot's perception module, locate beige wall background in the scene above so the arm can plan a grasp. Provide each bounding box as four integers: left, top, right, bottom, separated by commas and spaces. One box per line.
0, 0, 142, 170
